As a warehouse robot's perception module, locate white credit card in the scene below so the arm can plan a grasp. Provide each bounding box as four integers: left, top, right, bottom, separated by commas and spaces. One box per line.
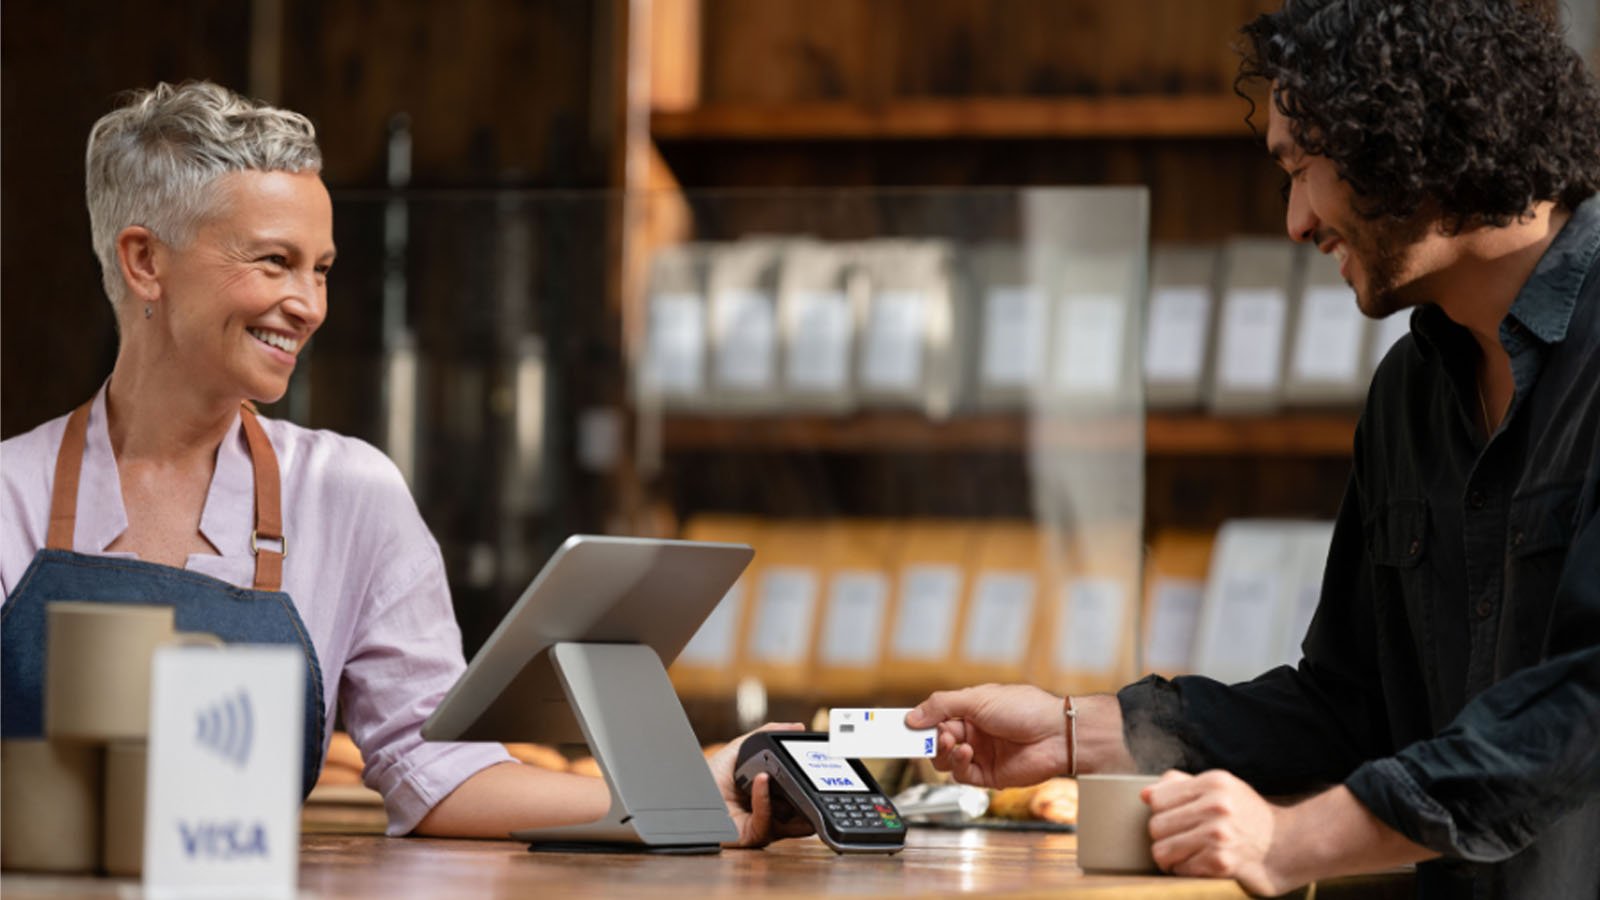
828, 708, 936, 758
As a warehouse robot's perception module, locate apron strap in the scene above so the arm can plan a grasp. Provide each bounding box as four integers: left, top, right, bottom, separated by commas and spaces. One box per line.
45, 401, 94, 551
238, 405, 285, 593
45, 397, 287, 593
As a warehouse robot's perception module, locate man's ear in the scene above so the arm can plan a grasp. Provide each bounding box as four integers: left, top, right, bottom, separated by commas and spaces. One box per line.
116, 225, 163, 303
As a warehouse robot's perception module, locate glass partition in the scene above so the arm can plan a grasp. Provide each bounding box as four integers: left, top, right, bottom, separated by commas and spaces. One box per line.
284, 187, 1148, 733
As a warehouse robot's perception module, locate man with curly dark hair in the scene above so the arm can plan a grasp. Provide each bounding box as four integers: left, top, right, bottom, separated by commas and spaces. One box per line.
906, 2, 1600, 897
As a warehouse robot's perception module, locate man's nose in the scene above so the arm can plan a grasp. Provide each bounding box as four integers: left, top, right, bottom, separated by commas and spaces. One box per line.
1284, 183, 1317, 244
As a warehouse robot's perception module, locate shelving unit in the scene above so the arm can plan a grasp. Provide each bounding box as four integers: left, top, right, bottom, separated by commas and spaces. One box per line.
660, 413, 1357, 457
651, 95, 1255, 142
607, 0, 1348, 715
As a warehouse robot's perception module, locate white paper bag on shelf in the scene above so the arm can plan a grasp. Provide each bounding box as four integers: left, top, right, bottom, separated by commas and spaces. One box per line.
778, 240, 858, 412
853, 240, 962, 419
1042, 253, 1143, 413
1285, 247, 1368, 406
881, 522, 977, 692
738, 522, 828, 695
812, 521, 902, 696
1141, 530, 1216, 676
1191, 520, 1333, 684
1144, 244, 1219, 410
955, 522, 1043, 684
708, 240, 785, 411
1208, 238, 1299, 414
969, 244, 1049, 410
671, 516, 764, 697
1279, 522, 1335, 666
638, 244, 710, 410
1032, 523, 1141, 696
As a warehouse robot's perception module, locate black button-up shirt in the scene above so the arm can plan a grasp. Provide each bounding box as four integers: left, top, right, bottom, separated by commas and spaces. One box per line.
1120, 194, 1600, 899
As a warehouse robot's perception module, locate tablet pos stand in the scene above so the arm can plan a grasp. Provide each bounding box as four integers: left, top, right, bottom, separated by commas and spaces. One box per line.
420, 536, 753, 854
509, 643, 738, 853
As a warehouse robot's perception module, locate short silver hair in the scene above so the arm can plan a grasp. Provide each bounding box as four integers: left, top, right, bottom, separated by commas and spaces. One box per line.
85, 81, 323, 307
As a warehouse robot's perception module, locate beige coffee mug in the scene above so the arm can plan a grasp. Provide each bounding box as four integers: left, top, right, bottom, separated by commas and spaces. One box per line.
103, 740, 148, 877
1, 738, 102, 872
46, 601, 223, 741
1076, 773, 1162, 874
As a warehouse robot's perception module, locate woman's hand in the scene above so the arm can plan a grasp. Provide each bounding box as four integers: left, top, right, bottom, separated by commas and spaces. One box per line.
904, 684, 1069, 788
707, 723, 816, 848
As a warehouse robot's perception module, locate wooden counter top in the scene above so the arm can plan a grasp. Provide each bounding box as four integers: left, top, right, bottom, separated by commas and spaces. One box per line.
3, 803, 1413, 899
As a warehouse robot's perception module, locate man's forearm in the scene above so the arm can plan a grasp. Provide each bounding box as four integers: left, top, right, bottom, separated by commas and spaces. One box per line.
1072, 693, 1139, 774
1267, 785, 1437, 888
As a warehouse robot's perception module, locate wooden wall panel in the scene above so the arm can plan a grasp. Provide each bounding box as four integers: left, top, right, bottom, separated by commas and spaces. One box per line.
1, 0, 251, 438
698, 0, 1282, 103
280, 0, 607, 188
657, 139, 1283, 241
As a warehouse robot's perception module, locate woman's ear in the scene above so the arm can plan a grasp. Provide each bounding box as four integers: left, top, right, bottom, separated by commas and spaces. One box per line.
116, 225, 163, 303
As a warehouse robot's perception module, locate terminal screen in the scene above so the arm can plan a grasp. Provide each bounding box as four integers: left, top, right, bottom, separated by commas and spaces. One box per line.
776, 739, 869, 793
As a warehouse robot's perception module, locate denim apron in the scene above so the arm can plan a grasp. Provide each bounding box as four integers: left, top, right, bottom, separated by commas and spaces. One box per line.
1, 399, 327, 798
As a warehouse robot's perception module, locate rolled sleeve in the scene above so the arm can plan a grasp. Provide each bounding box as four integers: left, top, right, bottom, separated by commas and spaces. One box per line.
1118, 473, 1392, 794
338, 540, 513, 836
1345, 517, 1600, 861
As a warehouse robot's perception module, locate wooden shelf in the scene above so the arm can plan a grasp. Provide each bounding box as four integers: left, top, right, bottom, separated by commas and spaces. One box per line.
659, 412, 1357, 457
650, 96, 1255, 142
1145, 413, 1356, 456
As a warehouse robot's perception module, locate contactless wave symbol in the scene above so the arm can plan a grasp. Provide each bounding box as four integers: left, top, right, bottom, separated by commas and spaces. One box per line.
194, 688, 254, 769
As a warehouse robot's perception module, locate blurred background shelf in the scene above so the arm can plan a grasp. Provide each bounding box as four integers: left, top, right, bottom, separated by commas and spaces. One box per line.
651, 96, 1256, 142
659, 412, 1356, 456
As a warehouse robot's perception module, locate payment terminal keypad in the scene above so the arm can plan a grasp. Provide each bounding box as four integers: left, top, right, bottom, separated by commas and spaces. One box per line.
821, 795, 903, 833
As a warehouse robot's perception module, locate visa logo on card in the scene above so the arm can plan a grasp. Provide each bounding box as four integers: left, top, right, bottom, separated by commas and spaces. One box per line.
828, 708, 936, 758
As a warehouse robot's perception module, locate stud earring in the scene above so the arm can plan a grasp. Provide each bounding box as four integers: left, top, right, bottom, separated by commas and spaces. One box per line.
144, 304, 153, 319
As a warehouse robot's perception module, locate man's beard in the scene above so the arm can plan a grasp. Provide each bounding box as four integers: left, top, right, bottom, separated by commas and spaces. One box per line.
1350, 212, 1433, 319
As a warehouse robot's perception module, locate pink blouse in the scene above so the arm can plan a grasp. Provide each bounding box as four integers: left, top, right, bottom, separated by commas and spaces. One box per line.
0, 386, 513, 835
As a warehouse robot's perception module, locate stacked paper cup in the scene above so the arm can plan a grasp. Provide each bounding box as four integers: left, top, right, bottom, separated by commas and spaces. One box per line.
1, 602, 219, 876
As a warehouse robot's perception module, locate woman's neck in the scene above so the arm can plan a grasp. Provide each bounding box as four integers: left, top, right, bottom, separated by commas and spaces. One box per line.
105, 339, 239, 466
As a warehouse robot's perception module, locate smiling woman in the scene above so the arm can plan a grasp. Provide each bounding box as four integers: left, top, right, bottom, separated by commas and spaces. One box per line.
0, 81, 794, 846
114, 168, 333, 422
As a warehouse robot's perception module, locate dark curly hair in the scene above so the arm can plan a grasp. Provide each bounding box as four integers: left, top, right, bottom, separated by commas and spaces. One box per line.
1237, 0, 1600, 232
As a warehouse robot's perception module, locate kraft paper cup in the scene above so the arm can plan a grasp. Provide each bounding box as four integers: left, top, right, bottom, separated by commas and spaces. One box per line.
1, 738, 102, 872
103, 740, 148, 877
46, 602, 222, 741
1076, 773, 1162, 874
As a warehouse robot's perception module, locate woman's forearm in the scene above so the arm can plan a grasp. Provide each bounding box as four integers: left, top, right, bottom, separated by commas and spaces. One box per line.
412, 762, 613, 839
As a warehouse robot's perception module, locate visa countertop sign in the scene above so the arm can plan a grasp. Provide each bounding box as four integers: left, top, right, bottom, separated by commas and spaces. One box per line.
144, 646, 303, 899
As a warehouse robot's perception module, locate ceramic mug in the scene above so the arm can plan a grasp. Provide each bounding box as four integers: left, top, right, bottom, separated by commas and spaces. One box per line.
0, 738, 102, 872
1076, 773, 1162, 874
46, 601, 223, 741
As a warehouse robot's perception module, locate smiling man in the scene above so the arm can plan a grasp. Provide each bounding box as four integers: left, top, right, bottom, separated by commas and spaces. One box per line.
907, 2, 1600, 896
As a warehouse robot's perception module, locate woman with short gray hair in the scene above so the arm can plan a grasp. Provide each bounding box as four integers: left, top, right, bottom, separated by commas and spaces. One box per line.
0, 80, 796, 844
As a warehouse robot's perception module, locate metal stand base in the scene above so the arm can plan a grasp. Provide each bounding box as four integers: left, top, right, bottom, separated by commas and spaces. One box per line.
510, 643, 738, 852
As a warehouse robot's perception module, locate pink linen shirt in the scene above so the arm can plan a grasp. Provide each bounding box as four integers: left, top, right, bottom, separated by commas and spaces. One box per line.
0, 386, 513, 835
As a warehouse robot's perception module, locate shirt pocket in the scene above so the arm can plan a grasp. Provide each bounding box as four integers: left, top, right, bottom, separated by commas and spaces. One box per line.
1368, 498, 1430, 567
1365, 497, 1437, 689
1508, 482, 1580, 558
1507, 483, 1581, 661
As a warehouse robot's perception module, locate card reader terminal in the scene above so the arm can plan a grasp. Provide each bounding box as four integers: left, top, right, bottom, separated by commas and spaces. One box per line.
735, 731, 905, 854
